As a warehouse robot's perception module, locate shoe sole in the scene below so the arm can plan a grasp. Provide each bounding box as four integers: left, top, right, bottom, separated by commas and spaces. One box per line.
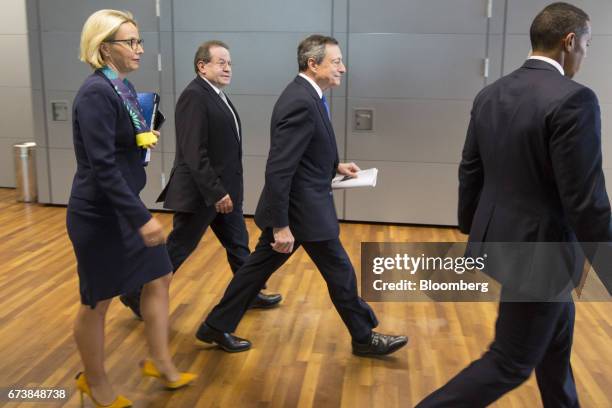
352, 339, 409, 357
248, 301, 282, 309
195, 334, 251, 353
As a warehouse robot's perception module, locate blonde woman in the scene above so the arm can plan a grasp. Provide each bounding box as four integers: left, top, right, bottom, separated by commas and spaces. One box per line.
67, 9, 195, 407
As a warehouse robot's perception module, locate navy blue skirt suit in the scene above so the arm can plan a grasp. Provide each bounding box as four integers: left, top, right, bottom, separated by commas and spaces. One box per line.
66, 70, 172, 307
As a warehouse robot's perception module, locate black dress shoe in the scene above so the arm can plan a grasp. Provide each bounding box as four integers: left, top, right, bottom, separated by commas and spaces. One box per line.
248, 292, 282, 309
119, 291, 142, 320
195, 323, 251, 353
352, 331, 408, 357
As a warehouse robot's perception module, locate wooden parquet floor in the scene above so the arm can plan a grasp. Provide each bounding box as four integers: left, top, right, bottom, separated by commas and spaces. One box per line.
0, 188, 610, 407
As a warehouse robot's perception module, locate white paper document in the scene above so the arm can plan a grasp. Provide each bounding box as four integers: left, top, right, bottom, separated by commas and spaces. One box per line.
331, 168, 378, 189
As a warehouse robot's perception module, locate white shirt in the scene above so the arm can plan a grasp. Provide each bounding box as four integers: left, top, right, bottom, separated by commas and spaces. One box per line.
202, 76, 222, 94
298, 72, 323, 98
527, 56, 565, 76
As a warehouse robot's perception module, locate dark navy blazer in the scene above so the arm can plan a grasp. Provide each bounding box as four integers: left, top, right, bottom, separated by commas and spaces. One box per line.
459, 59, 612, 295
460, 59, 611, 243
70, 70, 151, 230
255, 76, 340, 242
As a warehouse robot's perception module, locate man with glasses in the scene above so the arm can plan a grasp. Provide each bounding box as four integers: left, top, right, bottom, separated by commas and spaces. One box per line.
196, 35, 408, 356
120, 40, 282, 321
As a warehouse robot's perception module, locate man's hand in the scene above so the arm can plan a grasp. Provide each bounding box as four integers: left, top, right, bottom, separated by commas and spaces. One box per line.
139, 216, 166, 247
271, 226, 295, 253
337, 162, 360, 178
215, 194, 234, 214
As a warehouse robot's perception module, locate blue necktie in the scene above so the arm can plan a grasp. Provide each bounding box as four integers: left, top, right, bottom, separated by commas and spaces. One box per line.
321, 95, 331, 119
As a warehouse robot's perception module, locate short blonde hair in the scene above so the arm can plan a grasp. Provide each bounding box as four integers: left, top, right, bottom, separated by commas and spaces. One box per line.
79, 9, 137, 69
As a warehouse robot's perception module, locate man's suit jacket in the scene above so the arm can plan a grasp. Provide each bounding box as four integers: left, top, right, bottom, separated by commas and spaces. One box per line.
459, 59, 612, 296
157, 76, 243, 212
255, 75, 340, 241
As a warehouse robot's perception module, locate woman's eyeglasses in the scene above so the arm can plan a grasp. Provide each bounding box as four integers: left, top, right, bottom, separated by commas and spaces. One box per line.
105, 38, 144, 51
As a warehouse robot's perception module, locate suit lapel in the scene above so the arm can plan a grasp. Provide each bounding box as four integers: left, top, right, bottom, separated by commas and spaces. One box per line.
225, 95, 242, 144
195, 76, 241, 144
294, 76, 338, 159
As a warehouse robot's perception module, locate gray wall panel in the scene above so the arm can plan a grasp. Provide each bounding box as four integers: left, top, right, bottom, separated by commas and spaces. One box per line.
333, 0, 348, 33
604, 169, 612, 208
1, 0, 27, 34
45, 90, 74, 149
331, 96, 347, 159
346, 98, 470, 163
501, 34, 530, 74
141, 151, 164, 209
31, 89, 46, 147
173, 0, 331, 33
242, 154, 266, 215
162, 151, 174, 183
48, 147, 76, 204
40, 31, 97, 91
1, 1, 34, 188
490, 0, 507, 35
506, 0, 612, 35
27, 28, 42, 90
159, 31, 174, 95
25, 0, 39, 34
349, 33, 487, 100
35, 145, 50, 202
0, 137, 31, 187
487, 34, 504, 84
159, 92, 176, 154
0, 86, 35, 141
0, 35, 31, 87
344, 160, 458, 225
349, 0, 488, 34
41, 31, 161, 92
173, 32, 305, 96
333, 190, 344, 220
39, 0, 158, 32
230, 94, 274, 157
599, 103, 612, 169
159, 0, 172, 32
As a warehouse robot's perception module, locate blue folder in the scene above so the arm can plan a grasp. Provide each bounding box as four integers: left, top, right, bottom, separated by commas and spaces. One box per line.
137, 92, 163, 130
137, 92, 165, 165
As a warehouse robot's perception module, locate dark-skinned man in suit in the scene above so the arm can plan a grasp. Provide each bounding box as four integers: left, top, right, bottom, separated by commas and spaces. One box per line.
195, 35, 408, 356
417, 3, 612, 407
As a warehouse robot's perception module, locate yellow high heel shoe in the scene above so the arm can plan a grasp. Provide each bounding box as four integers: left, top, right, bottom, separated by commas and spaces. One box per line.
140, 359, 197, 389
75, 372, 132, 408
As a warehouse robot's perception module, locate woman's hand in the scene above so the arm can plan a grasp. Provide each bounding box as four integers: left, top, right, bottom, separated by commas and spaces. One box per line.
139, 216, 166, 247
150, 130, 160, 149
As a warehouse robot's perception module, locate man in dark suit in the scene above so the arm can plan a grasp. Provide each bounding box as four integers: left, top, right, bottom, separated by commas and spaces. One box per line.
120, 41, 281, 318
417, 3, 612, 407
195, 35, 408, 355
